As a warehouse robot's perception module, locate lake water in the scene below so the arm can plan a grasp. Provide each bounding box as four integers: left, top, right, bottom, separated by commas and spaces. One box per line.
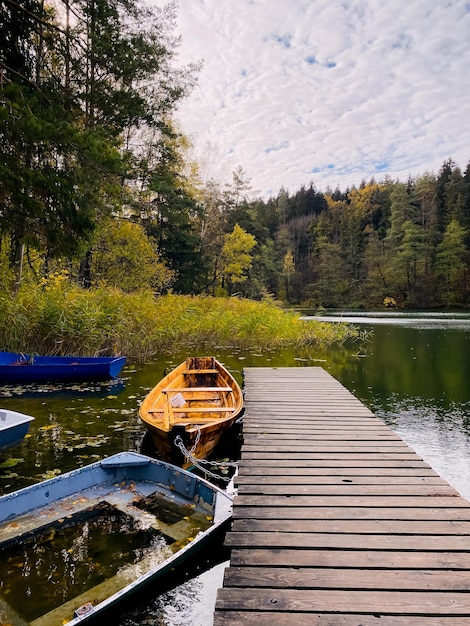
1, 311, 470, 624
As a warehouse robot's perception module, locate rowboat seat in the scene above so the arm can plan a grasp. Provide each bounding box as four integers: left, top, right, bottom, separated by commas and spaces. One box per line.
162, 387, 233, 393
149, 406, 234, 414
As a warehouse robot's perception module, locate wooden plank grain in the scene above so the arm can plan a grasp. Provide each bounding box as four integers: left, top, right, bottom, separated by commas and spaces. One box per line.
233, 495, 469, 508
214, 613, 470, 626
229, 548, 470, 569
235, 483, 459, 496
230, 518, 470, 535
235, 475, 447, 485
215, 588, 470, 615
224, 531, 470, 551
232, 506, 470, 521
223, 566, 470, 591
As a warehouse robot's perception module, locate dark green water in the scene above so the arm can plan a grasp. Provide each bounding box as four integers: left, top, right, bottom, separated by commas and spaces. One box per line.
1, 313, 470, 624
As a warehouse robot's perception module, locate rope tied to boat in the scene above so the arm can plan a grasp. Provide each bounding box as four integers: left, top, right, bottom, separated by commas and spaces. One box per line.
173, 434, 238, 484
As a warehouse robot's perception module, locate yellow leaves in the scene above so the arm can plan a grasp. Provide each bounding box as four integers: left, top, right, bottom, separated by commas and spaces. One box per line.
222, 224, 257, 285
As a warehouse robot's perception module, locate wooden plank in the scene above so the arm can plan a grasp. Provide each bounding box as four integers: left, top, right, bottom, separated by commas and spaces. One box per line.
223, 566, 470, 590
235, 484, 459, 496
233, 495, 470, 507
229, 548, 470, 569
232, 506, 470, 521
243, 432, 402, 440
224, 531, 470, 551
236, 474, 446, 484
240, 452, 421, 460
214, 613, 470, 626
241, 442, 420, 450
236, 465, 437, 475
215, 588, 470, 615
230, 518, 470, 534
238, 455, 430, 472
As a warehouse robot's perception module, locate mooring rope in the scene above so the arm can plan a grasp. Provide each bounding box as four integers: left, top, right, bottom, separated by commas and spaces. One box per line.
173, 434, 238, 484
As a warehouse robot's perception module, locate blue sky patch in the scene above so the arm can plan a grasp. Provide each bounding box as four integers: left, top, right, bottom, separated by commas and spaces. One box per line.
266, 140, 289, 154
272, 33, 292, 48
375, 161, 390, 172
310, 164, 336, 174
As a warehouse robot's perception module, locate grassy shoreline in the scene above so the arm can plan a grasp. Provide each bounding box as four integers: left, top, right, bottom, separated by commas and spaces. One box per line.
0, 281, 359, 362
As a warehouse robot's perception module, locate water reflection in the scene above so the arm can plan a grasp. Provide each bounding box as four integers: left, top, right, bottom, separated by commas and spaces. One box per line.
312, 315, 470, 502
307, 310, 470, 330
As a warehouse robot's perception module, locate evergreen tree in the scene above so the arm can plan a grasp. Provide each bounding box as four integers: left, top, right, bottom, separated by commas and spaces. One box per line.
435, 220, 468, 305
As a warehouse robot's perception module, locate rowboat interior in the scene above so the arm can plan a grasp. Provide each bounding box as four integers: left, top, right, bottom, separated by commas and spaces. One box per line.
143, 357, 242, 432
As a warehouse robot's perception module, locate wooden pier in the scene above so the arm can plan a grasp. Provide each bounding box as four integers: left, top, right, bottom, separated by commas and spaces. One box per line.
214, 367, 470, 625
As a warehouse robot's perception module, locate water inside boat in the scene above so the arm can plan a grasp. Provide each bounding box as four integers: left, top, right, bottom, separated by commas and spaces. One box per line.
0, 489, 213, 624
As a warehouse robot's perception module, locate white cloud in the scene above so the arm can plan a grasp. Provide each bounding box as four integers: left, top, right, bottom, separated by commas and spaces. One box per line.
157, 0, 470, 197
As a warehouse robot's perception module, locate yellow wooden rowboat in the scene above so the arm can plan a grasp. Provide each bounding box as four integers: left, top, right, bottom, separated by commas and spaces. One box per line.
139, 357, 243, 467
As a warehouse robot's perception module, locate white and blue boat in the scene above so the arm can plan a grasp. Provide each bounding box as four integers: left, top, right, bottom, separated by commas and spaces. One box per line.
0, 409, 34, 450
0, 452, 233, 625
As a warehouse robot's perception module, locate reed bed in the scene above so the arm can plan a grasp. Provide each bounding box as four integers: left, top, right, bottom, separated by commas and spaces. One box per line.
0, 281, 359, 362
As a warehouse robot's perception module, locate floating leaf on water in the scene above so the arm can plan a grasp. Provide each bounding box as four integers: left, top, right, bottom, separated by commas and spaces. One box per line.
107, 395, 118, 400
38, 424, 59, 431
0, 458, 24, 469
39, 468, 62, 479
0, 471, 18, 479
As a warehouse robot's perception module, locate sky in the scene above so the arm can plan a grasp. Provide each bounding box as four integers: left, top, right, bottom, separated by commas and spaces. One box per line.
157, 0, 470, 199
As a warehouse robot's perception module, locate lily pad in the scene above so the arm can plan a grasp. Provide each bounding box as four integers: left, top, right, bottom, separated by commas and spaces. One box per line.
0, 457, 24, 469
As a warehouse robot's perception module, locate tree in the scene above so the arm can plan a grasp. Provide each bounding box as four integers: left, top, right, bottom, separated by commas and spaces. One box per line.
90, 219, 174, 292
309, 236, 348, 307
1, 0, 199, 290
394, 221, 429, 306
435, 220, 468, 305
282, 249, 295, 301
220, 224, 256, 294
386, 182, 416, 246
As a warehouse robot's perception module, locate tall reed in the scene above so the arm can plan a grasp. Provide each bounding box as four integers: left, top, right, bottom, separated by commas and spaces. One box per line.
0, 280, 359, 362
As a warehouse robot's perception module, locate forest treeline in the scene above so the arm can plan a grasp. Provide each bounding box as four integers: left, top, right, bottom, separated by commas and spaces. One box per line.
2, 1, 470, 309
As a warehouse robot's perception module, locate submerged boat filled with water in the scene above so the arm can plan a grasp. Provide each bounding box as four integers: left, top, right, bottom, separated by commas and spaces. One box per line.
139, 357, 243, 467
0, 451, 232, 626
